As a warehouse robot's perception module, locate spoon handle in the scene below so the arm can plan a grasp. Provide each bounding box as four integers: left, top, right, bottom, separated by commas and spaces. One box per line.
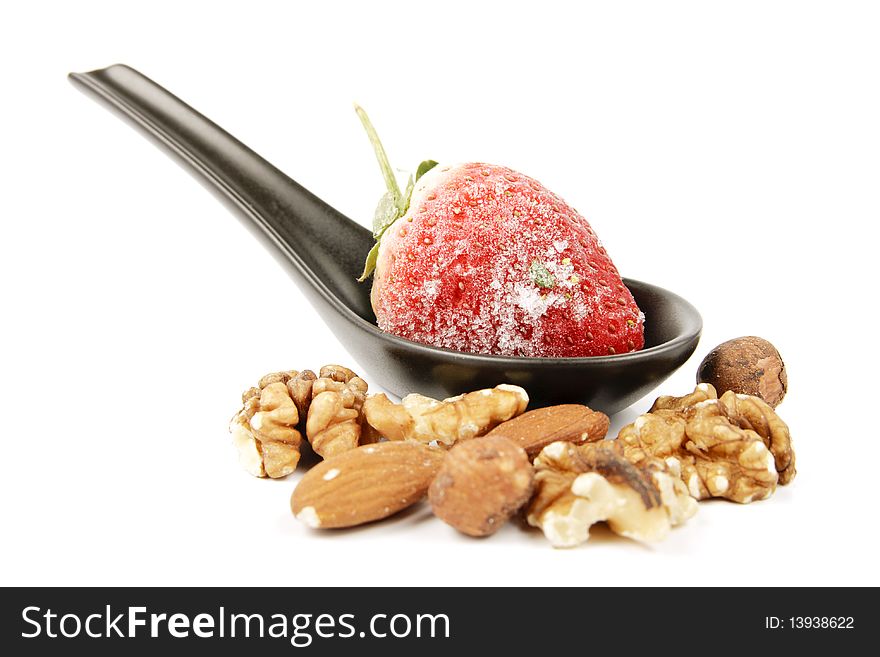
69, 64, 374, 320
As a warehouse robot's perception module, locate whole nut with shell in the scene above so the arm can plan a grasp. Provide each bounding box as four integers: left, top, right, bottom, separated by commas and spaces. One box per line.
429, 435, 534, 537
697, 336, 787, 408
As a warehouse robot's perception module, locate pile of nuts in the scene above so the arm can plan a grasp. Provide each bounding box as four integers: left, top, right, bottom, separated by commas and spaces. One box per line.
229, 336, 796, 548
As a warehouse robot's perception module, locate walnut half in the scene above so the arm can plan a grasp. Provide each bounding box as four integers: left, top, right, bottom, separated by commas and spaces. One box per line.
717, 391, 796, 485
363, 384, 529, 447
306, 365, 370, 458
526, 442, 697, 548
229, 365, 371, 476
230, 373, 305, 479
618, 385, 795, 503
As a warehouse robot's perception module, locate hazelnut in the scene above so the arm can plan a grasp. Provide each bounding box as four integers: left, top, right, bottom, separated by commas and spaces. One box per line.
697, 336, 787, 408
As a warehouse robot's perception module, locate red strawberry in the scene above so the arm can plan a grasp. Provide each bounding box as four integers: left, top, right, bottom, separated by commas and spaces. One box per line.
356, 107, 644, 358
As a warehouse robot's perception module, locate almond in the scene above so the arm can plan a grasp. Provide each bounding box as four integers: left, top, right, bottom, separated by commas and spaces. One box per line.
290, 441, 445, 529
483, 404, 609, 458
429, 435, 533, 537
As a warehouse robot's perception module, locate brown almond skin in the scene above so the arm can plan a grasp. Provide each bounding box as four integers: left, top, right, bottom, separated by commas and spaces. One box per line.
697, 336, 787, 408
291, 441, 444, 529
429, 436, 534, 537
483, 405, 609, 458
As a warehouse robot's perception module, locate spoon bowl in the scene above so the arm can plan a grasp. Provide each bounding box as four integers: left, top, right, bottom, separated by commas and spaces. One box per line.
69, 64, 701, 414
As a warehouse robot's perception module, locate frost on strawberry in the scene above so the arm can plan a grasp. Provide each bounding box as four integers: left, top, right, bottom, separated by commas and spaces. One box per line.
356, 108, 645, 358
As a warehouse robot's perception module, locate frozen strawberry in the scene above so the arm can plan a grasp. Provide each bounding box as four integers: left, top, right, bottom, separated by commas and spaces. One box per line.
355, 107, 645, 358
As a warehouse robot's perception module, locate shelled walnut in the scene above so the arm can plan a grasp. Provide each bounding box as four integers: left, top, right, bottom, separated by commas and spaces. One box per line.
230, 365, 372, 477
526, 441, 696, 548
242, 369, 318, 423
230, 373, 306, 479
618, 385, 795, 503
363, 384, 529, 447
650, 382, 717, 412
306, 365, 370, 458
717, 391, 796, 485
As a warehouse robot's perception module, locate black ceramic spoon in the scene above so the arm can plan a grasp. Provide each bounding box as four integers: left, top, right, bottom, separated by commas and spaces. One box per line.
69, 64, 701, 413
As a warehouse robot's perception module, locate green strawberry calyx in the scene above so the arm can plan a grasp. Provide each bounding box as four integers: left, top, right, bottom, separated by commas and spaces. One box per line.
355, 104, 437, 282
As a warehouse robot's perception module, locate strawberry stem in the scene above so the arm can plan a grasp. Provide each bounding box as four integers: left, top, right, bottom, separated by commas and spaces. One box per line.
353, 106, 438, 283
354, 104, 401, 201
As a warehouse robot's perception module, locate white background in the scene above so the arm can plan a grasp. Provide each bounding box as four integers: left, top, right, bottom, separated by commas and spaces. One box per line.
2, 0, 878, 586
